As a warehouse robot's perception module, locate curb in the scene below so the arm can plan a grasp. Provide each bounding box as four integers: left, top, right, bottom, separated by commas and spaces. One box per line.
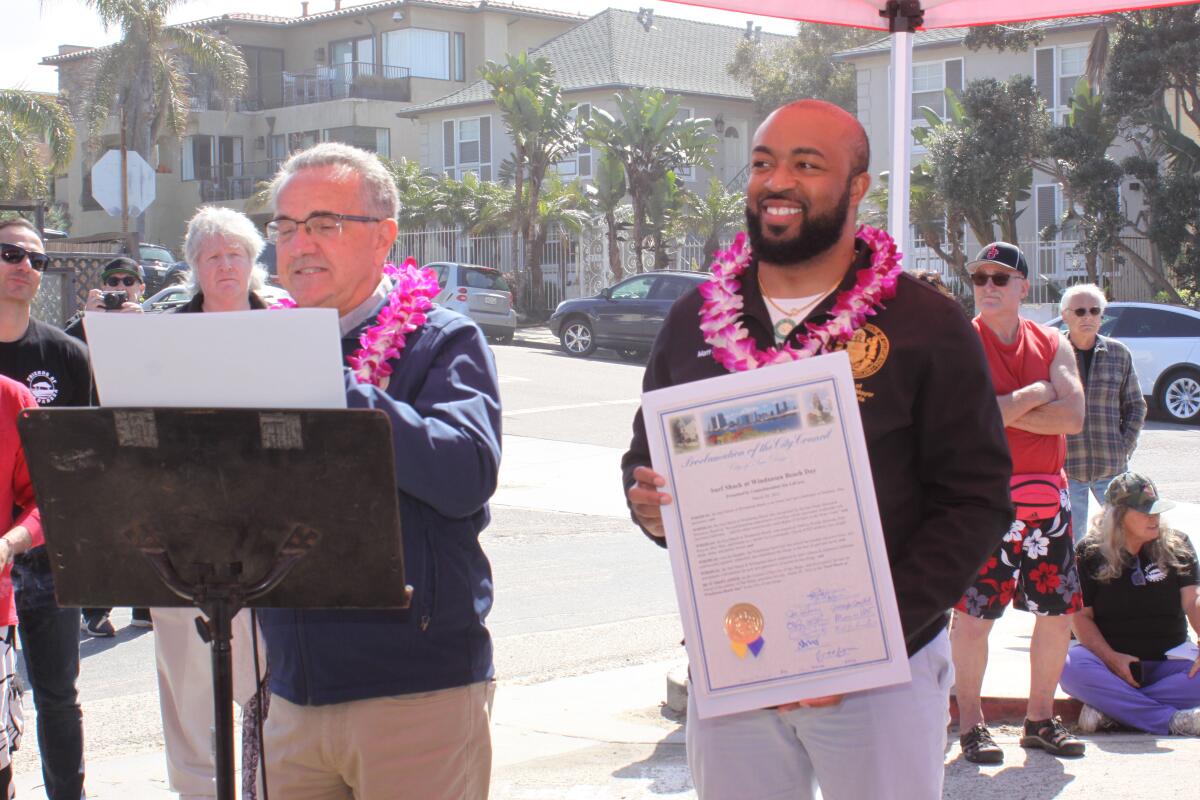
665, 671, 1083, 724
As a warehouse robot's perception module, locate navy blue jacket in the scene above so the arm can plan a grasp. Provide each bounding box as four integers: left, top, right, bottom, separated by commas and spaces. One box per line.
259, 303, 501, 705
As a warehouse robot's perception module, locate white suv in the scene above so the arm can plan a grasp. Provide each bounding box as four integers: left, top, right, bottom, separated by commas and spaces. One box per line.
1048, 301, 1200, 424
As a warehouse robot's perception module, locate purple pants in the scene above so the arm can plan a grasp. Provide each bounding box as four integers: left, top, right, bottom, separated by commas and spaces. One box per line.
1059, 645, 1200, 734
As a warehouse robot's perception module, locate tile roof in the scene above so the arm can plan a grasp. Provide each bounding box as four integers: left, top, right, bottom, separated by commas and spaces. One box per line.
834, 16, 1105, 59
403, 8, 789, 115
40, 0, 584, 65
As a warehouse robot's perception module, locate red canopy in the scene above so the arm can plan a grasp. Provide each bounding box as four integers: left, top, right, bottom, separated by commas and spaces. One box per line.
663, 0, 1200, 31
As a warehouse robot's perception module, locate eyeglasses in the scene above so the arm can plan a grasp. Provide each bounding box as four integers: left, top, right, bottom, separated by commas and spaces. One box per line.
0, 243, 49, 272
1071, 307, 1102, 317
104, 276, 139, 288
970, 271, 1018, 287
266, 212, 384, 243
1130, 558, 1146, 587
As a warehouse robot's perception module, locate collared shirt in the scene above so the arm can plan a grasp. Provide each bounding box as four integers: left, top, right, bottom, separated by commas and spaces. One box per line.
339, 278, 391, 336
1064, 333, 1147, 482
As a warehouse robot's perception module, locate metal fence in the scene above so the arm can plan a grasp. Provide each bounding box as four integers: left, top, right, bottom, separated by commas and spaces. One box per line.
907, 236, 1163, 304
390, 226, 729, 313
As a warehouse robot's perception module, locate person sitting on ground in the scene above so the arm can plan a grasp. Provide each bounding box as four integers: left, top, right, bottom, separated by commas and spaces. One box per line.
1059, 472, 1200, 736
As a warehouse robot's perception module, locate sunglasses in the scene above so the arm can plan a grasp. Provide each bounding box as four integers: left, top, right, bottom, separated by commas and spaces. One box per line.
104, 276, 139, 288
1072, 307, 1102, 317
0, 243, 49, 272
970, 271, 1019, 287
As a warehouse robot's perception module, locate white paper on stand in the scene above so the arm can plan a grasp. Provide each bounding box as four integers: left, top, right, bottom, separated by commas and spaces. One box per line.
84, 309, 347, 409
641, 351, 910, 718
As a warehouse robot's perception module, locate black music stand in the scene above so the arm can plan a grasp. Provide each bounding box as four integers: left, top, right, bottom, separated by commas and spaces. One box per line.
18, 407, 413, 800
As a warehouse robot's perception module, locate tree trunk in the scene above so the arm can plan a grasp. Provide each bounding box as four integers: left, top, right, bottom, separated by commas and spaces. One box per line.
606, 211, 623, 284
1115, 239, 1182, 302
511, 160, 525, 309
702, 234, 719, 269
631, 183, 646, 274
1085, 249, 1098, 284
524, 168, 544, 314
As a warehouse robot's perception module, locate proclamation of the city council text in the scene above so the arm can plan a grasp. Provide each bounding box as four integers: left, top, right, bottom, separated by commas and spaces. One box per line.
641, 351, 909, 718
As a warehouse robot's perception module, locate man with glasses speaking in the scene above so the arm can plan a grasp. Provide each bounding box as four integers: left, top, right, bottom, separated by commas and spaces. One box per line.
1059, 284, 1146, 543
257, 142, 502, 799
951, 241, 1088, 765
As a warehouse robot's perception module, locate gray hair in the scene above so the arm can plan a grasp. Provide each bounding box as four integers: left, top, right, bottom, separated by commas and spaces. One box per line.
269, 142, 399, 219
1079, 503, 1191, 583
183, 206, 267, 295
1060, 283, 1107, 313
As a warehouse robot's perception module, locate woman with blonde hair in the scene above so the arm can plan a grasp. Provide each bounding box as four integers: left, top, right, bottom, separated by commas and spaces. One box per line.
1060, 472, 1200, 736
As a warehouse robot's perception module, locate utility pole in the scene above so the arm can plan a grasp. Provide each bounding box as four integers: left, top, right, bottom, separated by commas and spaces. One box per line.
120, 102, 129, 235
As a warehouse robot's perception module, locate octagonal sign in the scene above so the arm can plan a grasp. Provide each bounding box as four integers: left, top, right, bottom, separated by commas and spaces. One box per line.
90, 149, 156, 218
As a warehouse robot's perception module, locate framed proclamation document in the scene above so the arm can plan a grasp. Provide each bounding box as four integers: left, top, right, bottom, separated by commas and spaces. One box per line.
641, 350, 910, 718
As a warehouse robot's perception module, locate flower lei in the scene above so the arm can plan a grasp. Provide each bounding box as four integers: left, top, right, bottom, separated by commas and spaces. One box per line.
273, 258, 439, 387
698, 225, 903, 372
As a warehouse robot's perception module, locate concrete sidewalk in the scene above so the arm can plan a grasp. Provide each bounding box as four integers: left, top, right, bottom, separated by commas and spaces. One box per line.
15, 500, 1198, 797
17, 648, 1200, 799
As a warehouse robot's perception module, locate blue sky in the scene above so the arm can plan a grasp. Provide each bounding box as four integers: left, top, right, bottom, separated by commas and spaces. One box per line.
4, 0, 799, 93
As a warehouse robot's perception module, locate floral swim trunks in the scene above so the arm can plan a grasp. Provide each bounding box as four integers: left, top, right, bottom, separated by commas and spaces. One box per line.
955, 472, 1082, 620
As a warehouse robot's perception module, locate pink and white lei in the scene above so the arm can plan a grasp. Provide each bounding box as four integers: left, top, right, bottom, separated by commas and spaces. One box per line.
698, 225, 903, 372
274, 257, 439, 387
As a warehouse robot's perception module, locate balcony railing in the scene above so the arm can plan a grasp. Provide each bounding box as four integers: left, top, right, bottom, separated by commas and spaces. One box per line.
191, 159, 284, 202
236, 62, 412, 110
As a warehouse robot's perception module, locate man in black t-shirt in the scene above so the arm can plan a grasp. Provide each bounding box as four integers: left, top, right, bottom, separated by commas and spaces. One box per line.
0, 218, 89, 799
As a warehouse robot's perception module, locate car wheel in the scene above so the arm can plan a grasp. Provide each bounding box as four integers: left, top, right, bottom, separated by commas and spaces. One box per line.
1157, 368, 1200, 424
617, 348, 645, 361
494, 331, 515, 345
560, 318, 596, 357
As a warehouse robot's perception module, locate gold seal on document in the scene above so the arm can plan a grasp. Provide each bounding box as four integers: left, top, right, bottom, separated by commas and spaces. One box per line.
724, 603, 765, 645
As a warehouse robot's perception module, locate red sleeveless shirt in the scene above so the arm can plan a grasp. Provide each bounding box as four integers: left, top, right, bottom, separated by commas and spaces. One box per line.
972, 316, 1065, 475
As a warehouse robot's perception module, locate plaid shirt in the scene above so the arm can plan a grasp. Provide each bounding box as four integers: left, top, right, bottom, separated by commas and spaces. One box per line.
1065, 333, 1146, 481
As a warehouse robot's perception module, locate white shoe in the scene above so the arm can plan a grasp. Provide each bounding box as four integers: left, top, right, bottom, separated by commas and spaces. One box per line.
1168, 708, 1200, 736
1077, 704, 1116, 733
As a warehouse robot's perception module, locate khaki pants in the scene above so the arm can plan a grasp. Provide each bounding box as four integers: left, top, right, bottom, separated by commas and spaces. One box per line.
264, 681, 495, 800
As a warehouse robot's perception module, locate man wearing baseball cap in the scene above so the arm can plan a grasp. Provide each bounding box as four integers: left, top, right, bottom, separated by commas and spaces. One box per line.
63, 257, 153, 638
63, 257, 146, 343
951, 241, 1089, 763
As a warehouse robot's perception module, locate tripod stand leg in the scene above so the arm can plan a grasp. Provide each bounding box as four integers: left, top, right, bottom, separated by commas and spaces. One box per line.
204, 602, 237, 800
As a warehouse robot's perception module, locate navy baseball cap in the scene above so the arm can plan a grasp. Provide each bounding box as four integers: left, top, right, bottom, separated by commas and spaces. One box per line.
967, 242, 1028, 278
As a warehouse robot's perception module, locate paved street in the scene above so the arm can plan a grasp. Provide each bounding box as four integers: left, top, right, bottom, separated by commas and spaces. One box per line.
14, 338, 1200, 798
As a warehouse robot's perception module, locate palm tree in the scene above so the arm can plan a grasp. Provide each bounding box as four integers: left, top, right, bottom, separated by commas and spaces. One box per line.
587, 89, 717, 271
0, 89, 74, 201
683, 177, 743, 270
591, 150, 629, 284
481, 53, 580, 311
78, 1, 246, 165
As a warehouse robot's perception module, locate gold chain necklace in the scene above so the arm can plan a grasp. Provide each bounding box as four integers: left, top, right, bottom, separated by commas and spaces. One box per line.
758, 275, 838, 339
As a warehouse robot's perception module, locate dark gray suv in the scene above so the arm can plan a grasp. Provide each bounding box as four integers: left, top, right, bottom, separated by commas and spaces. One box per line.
548, 271, 709, 359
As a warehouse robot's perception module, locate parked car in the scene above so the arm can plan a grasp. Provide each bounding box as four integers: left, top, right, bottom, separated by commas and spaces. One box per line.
426, 262, 517, 343
138, 242, 177, 294
140, 283, 291, 313
1046, 301, 1200, 423
548, 271, 710, 359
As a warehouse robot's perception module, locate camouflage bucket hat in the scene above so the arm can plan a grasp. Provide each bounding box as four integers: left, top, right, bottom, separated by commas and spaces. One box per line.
1105, 472, 1175, 515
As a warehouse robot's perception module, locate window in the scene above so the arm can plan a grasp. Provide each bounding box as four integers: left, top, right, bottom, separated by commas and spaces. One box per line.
239, 46, 285, 109
650, 276, 693, 302
1112, 307, 1200, 338
287, 130, 320, 153
611, 275, 656, 300
912, 59, 963, 122
182, 136, 241, 181
323, 126, 391, 158
553, 103, 592, 178
269, 134, 287, 168
460, 267, 509, 291
383, 28, 450, 80
453, 32, 466, 82
442, 117, 492, 181
674, 107, 696, 181
1036, 44, 1088, 124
